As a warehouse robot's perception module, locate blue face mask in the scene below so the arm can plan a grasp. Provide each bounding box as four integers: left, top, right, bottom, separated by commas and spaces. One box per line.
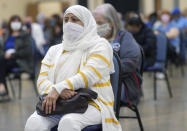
25, 23, 31, 29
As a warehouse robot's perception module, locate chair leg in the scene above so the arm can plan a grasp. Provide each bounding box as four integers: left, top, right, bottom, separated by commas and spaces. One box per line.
153, 72, 157, 100
18, 77, 22, 99
180, 64, 185, 77
32, 79, 38, 96
169, 64, 173, 77
164, 72, 173, 98
7, 77, 16, 98
134, 106, 144, 131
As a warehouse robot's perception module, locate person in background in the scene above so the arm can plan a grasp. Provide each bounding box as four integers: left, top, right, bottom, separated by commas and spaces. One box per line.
156, 10, 180, 54
50, 14, 63, 45
24, 16, 46, 56
37, 13, 46, 30
146, 12, 161, 30
43, 18, 53, 46
171, 8, 187, 64
0, 15, 33, 101
171, 8, 187, 30
126, 14, 156, 68
0, 20, 6, 43
93, 4, 143, 104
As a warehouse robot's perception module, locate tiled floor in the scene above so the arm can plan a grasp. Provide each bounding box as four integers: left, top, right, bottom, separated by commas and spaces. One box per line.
0, 66, 186, 131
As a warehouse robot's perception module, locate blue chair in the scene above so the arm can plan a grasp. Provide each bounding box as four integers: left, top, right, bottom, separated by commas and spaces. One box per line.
145, 33, 173, 100
51, 52, 122, 131
178, 30, 186, 76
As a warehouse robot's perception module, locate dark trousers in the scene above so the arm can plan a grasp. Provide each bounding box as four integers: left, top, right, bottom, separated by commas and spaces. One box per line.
0, 57, 18, 84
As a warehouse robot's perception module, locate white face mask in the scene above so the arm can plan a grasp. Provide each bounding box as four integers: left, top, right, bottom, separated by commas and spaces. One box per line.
161, 14, 170, 24
11, 21, 21, 31
97, 23, 111, 37
63, 22, 84, 42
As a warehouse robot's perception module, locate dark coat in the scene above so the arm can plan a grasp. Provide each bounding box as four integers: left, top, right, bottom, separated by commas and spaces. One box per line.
0, 32, 33, 74
132, 25, 156, 68
111, 30, 143, 104
112, 30, 142, 73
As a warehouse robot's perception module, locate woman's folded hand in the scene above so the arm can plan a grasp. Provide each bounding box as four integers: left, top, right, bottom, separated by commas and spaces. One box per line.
42, 88, 59, 115
60, 89, 77, 100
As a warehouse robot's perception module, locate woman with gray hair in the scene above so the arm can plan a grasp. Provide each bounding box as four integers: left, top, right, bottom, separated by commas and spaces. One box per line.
93, 4, 123, 41
93, 4, 143, 104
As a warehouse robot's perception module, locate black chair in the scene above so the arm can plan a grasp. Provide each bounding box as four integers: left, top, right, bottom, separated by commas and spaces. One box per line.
145, 33, 173, 100
6, 39, 38, 99
115, 46, 144, 131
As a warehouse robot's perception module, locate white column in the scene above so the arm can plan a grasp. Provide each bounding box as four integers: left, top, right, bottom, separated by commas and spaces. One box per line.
141, 0, 155, 15
179, 0, 187, 11
161, 0, 174, 11
88, 0, 104, 11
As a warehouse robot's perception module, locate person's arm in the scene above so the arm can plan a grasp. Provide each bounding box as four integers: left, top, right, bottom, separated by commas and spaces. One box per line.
54, 42, 112, 94
119, 32, 141, 73
166, 27, 179, 39
37, 47, 55, 95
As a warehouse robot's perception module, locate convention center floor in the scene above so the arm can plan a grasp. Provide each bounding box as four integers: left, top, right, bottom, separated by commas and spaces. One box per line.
0, 66, 187, 131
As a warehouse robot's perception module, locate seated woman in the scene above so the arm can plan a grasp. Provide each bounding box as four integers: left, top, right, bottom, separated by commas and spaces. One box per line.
93, 4, 142, 104
25, 5, 122, 131
156, 10, 180, 54
0, 15, 33, 101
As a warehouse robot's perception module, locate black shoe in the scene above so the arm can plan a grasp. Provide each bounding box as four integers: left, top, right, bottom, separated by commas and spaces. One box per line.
0, 90, 7, 96
0, 95, 11, 102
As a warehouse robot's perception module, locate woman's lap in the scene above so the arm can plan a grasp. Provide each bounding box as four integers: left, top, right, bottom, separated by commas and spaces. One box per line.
25, 105, 102, 131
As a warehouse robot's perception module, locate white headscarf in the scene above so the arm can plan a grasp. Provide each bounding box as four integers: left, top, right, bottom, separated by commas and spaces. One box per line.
63, 5, 102, 51
53, 5, 114, 84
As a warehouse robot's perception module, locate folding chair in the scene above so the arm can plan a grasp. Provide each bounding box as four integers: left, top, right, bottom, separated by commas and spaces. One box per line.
178, 30, 186, 76
145, 33, 173, 100
114, 46, 144, 131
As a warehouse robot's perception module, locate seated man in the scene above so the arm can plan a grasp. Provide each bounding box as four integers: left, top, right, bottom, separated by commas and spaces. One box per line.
126, 14, 157, 68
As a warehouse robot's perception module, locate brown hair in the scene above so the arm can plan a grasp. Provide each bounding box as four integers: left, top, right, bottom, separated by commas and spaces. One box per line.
161, 10, 171, 16
8, 15, 22, 35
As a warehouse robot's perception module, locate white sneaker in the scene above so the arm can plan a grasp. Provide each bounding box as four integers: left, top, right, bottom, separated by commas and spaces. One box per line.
156, 72, 165, 79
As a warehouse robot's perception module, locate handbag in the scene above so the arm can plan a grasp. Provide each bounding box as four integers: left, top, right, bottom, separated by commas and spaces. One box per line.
36, 88, 98, 116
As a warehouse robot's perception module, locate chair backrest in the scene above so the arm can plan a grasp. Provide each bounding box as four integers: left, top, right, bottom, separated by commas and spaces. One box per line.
139, 46, 145, 76
156, 33, 168, 63
179, 30, 186, 62
110, 51, 122, 118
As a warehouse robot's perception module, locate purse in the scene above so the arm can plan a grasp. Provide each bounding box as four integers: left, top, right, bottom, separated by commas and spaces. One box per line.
36, 88, 98, 116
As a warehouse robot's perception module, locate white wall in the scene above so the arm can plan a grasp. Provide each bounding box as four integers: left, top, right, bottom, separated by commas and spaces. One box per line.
38, 0, 77, 17
179, 0, 187, 11
142, 0, 155, 15
88, 0, 104, 11
38, 1, 62, 17
161, 0, 174, 11
0, 0, 29, 20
